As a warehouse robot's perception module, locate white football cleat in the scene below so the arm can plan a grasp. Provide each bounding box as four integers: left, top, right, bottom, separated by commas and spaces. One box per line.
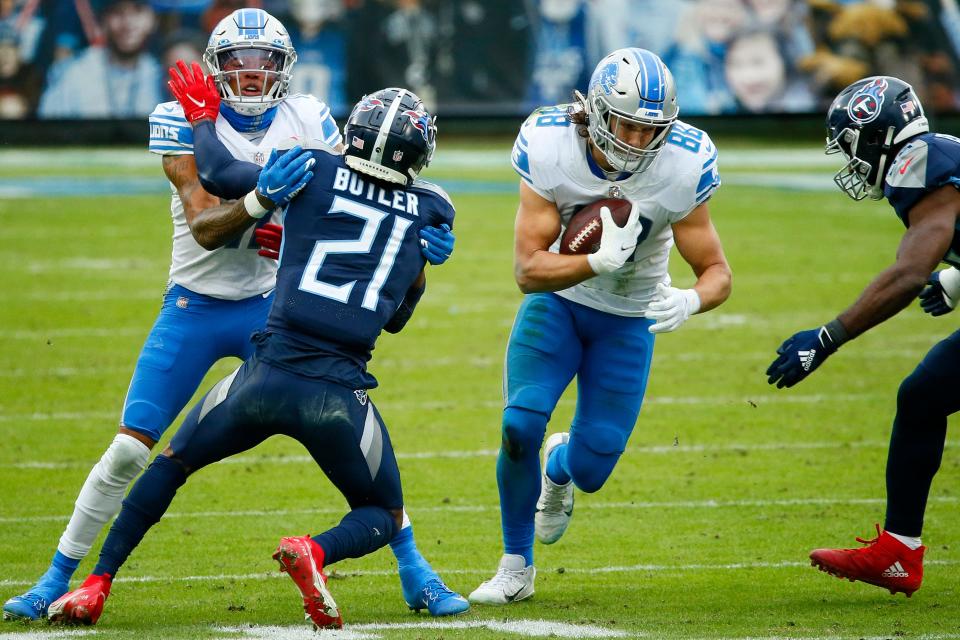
468, 554, 535, 605
535, 432, 574, 544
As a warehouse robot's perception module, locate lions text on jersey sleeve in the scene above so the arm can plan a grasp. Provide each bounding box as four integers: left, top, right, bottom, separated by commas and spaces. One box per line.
147, 95, 342, 300
511, 105, 720, 316
884, 132, 960, 268
258, 150, 455, 390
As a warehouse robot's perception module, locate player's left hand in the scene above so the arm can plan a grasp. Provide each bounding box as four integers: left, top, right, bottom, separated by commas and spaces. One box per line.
419, 224, 454, 265
919, 268, 960, 316
766, 326, 839, 388
168, 60, 219, 123
254, 223, 283, 260
256, 147, 316, 207
647, 283, 700, 334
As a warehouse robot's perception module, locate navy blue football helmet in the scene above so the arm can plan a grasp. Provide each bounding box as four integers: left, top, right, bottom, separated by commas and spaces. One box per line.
825, 76, 928, 200
343, 88, 436, 186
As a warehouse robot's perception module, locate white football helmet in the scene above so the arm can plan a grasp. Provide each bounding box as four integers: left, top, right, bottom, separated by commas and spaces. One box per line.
582, 48, 678, 173
203, 8, 297, 116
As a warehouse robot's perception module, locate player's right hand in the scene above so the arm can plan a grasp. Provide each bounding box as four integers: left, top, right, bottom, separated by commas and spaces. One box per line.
256, 147, 316, 206
255, 223, 283, 260
587, 202, 643, 275
919, 267, 960, 316
168, 60, 220, 123
419, 224, 454, 265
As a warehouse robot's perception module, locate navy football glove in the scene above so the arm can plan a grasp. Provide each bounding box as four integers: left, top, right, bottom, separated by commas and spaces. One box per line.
918, 269, 959, 316
419, 223, 454, 265
766, 326, 841, 389
256, 147, 316, 207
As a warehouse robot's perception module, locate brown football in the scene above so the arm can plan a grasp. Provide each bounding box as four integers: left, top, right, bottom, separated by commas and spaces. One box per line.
558, 198, 632, 255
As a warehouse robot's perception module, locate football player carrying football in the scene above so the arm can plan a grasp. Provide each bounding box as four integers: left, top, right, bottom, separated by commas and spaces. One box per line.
767, 76, 960, 597
3, 8, 460, 623
469, 48, 732, 604
45, 86, 466, 628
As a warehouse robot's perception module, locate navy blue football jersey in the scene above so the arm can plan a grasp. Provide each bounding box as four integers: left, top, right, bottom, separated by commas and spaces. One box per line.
258, 150, 455, 389
884, 132, 960, 267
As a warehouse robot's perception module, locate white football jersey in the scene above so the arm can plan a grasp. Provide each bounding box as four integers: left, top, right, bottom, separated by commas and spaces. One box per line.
511, 105, 720, 316
147, 94, 342, 300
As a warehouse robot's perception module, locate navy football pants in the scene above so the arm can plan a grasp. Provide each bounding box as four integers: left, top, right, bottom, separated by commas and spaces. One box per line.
885, 328, 960, 536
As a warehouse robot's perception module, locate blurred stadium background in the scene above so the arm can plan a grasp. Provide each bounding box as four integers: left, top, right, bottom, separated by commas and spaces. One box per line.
1, 1, 959, 639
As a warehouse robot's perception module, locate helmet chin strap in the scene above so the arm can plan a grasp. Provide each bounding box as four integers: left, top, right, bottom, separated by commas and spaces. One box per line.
219, 103, 278, 133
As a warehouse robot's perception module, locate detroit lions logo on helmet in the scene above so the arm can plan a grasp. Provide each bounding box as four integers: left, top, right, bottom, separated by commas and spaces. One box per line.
403, 108, 431, 141
590, 62, 619, 96
847, 77, 888, 124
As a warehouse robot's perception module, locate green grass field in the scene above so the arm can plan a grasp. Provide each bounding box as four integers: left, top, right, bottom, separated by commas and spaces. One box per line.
0, 142, 957, 640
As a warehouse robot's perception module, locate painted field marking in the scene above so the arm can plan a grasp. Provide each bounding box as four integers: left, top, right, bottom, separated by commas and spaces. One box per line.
1, 558, 957, 590
0, 438, 929, 470
1, 496, 956, 526
217, 620, 631, 639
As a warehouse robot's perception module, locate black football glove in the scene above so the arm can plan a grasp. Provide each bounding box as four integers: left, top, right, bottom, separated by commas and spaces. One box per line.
918, 269, 959, 316
766, 325, 842, 389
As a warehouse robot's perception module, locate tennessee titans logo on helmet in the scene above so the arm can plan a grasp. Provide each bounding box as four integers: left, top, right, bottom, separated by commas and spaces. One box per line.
403, 108, 431, 141
590, 62, 619, 96
355, 97, 384, 113
847, 77, 888, 124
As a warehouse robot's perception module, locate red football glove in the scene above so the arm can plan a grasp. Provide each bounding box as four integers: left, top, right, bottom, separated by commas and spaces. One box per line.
255, 223, 283, 260
168, 60, 220, 124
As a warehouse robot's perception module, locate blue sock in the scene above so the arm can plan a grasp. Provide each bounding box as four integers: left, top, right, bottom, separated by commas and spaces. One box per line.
546, 443, 571, 485
46, 551, 80, 584
312, 506, 397, 566
389, 525, 429, 571
93, 455, 186, 577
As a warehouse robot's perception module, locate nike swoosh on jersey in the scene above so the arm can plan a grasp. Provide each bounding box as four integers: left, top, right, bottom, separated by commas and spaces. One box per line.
899, 157, 913, 175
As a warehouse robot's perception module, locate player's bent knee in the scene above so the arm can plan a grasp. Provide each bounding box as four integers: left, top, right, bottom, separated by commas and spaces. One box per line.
98, 434, 151, 487
567, 460, 616, 494
501, 407, 547, 460
896, 367, 940, 417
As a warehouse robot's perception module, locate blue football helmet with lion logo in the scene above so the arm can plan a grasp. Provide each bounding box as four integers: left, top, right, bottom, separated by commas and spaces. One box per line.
203, 8, 297, 117
580, 47, 678, 174
826, 76, 929, 200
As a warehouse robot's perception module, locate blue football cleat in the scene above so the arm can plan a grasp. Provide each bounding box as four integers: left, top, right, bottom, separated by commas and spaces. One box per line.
400, 566, 469, 616
3, 592, 50, 622
3, 576, 69, 622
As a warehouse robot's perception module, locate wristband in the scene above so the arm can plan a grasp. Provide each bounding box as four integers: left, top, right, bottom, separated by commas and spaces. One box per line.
823, 318, 849, 349
244, 190, 269, 219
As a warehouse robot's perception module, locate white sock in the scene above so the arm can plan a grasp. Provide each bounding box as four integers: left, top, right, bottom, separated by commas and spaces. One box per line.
57, 434, 151, 559
887, 531, 922, 550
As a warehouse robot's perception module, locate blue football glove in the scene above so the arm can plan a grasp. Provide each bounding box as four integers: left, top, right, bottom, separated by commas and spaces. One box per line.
766, 326, 840, 389
918, 269, 959, 316
256, 146, 316, 207
419, 223, 454, 265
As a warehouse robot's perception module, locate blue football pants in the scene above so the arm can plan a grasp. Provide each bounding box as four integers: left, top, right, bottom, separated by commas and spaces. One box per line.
121, 283, 273, 442
498, 293, 655, 561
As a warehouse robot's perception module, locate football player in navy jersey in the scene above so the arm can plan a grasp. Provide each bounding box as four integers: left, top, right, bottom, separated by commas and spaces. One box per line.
767, 76, 960, 597
46, 86, 466, 628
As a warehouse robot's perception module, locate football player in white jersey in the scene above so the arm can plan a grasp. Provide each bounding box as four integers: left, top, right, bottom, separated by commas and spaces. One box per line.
469, 48, 732, 604
4, 8, 462, 622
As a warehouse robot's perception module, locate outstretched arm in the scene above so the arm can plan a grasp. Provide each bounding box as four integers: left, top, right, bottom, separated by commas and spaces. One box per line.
191, 120, 262, 199
161, 154, 246, 250
671, 203, 732, 313
767, 184, 960, 388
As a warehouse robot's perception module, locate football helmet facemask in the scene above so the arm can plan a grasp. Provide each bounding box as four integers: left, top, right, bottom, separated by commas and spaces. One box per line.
825, 76, 929, 201
203, 8, 296, 117
581, 47, 678, 174
343, 88, 437, 186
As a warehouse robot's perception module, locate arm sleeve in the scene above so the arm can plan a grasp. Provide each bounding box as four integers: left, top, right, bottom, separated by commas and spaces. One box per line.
383, 279, 426, 334
192, 120, 262, 199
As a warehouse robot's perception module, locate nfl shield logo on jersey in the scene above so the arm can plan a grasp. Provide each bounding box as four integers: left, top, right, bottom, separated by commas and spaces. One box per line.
254, 151, 265, 166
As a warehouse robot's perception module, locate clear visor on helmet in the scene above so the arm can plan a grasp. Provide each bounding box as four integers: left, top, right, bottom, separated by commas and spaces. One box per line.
826, 128, 878, 201
214, 48, 287, 103
589, 94, 674, 174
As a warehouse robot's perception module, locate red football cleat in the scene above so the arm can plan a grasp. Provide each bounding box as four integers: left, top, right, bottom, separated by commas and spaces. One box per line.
273, 535, 342, 629
47, 573, 112, 625
810, 524, 925, 597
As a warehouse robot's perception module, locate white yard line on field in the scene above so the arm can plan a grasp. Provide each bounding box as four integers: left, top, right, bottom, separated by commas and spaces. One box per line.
217, 620, 632, 639
1, 496, 956, 526
0, 440, 909, 470
0, 558, 957, 589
